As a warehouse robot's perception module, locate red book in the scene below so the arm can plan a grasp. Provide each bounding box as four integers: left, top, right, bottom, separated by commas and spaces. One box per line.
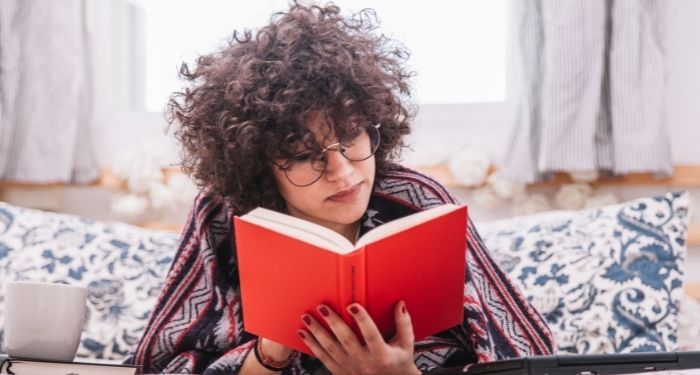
234, 204, 467, 355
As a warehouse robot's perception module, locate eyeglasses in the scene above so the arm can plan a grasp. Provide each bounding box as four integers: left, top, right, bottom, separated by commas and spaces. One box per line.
273, 124, 381, 187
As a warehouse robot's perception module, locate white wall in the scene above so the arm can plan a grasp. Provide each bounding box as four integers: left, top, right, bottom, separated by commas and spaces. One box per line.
91, 0, 700, 168
665, 0, 700, 164
408, 0, 700, 166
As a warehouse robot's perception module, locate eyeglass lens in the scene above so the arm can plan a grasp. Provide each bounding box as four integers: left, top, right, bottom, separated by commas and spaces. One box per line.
281, 124, 380, 187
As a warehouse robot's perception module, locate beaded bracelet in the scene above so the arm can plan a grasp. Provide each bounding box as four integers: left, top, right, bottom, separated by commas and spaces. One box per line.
253, 338, 298, 372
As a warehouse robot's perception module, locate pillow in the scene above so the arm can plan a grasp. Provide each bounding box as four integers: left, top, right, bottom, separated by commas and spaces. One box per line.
677, 293, 700, 351
0, 201, 179, 360
477, 191, 689, 354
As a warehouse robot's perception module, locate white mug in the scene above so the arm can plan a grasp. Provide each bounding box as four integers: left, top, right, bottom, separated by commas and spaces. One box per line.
3, 281, 87, 361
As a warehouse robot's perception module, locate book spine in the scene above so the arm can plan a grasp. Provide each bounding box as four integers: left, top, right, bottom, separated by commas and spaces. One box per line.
338, 248, 366, 326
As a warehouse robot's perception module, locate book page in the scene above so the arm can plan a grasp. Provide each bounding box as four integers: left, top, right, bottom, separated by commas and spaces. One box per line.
9, 359, 137, 375
243, 208, 356, 253
356, 204, 460, 247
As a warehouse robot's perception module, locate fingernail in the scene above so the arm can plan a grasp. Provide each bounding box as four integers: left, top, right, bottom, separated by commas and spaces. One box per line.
401, 304, 407, 314
348, 305, 359, 314
302, 315, 312, 325
319, 306, 330, 317
298, 330, 306, 340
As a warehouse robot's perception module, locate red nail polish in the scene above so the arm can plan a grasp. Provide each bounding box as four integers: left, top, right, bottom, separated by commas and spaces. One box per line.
401, 304, 407, 314
298, 330, 306, 340
303, 315, 312, 325
319, 306, 330, 317
349, 305, 359, 314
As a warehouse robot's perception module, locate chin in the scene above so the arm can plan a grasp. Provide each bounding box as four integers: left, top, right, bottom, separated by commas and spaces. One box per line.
332, 199, 370, 224
321, 182, 372, 221
332, 205, 366, 224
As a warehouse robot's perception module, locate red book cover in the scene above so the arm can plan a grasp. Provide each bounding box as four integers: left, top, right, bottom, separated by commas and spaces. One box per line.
234, 204, 467, 355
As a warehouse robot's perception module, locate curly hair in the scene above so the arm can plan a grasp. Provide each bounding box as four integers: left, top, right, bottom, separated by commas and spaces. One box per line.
168, 2, 415, 214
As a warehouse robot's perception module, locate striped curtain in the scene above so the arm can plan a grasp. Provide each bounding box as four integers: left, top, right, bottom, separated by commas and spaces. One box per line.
0, 0, 98, 183
500, 0, 672, 184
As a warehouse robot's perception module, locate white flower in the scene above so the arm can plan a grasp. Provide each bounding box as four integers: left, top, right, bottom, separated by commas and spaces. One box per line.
555, 183, 594, 210
487, 173, 526, 200
447, 147, 491, 187
112, 150, 141, 180
110, 194, 149, 218
471, 186, 502, 210
512, 193, 551, 216
126, 164, 163, 195
569, 170, 599, 183
511, 186, 530, 203
112, 144, 169, 180
584, 192, 619, 209
148, 182, 176, 210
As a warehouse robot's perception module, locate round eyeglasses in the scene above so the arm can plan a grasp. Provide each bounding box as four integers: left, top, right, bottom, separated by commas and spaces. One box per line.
273, 124, 381, 187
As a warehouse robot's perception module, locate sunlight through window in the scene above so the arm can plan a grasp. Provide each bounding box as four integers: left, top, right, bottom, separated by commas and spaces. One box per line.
141, 0, 506, 111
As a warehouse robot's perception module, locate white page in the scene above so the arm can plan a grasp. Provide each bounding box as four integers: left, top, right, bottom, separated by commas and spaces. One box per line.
355, 204, 460, 247
243, 207, 356, 254
242, 204, 461, 253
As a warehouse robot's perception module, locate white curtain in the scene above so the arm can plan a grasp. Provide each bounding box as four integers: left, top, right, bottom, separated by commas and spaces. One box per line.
501, 0, 672, 183
0, 0, 98, 183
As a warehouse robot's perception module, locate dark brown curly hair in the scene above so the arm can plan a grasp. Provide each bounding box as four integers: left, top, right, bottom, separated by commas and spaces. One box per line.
168, 2, 415, 214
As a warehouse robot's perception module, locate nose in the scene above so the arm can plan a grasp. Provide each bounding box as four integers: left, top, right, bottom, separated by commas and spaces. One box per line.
323, 146, 353, 181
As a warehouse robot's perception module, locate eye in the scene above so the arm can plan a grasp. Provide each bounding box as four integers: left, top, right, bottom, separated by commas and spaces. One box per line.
340, 127, 363, 146
291, 152, 313, 163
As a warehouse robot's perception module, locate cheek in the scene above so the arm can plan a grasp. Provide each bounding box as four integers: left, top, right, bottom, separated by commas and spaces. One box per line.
271, 169, 293, 199
363, 158, 377, 183
271, 170, 323, 209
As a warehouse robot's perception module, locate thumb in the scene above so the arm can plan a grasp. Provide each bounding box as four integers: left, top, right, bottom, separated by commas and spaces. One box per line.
389, 300, 414, 349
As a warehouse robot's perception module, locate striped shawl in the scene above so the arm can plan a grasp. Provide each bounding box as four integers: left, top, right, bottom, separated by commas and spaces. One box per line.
127, 165, 554, 374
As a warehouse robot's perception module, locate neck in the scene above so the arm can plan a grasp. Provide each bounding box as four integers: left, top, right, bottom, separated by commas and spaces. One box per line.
336, 221, 360, 244
314, 219, 360, 244
285, 206, 361, 244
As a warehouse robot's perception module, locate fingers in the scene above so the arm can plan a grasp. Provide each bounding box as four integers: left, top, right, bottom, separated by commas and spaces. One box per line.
300, 302, 414, 359
297, 327, 343, 372
390, 300, 415, 349
300, 312, 348, 361
346, 303, 386, 352
315, 305, 365, 355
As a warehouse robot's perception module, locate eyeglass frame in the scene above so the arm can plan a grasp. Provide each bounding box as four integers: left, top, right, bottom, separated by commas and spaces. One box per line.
271, 123, 381, 187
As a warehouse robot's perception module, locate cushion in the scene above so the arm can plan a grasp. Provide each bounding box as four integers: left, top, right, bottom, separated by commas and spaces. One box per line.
677, 293, 700, 351
477, 191, 690, 354
0, 202, 178, 359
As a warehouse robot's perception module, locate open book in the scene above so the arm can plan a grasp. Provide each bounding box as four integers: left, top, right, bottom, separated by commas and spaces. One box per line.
234, 203, 467, 355
0, 355, 138, 375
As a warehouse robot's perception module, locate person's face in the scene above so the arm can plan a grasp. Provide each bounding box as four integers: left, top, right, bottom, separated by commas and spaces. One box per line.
271, 115, 376, 234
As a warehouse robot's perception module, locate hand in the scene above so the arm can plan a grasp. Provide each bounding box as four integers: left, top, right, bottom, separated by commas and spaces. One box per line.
298, 301, 421, 375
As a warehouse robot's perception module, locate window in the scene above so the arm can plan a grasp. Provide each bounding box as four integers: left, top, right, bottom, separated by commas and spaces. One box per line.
141, 0, 507, 112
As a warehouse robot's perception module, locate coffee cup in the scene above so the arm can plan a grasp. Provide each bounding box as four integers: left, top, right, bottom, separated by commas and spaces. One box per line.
3, 281, 87, 361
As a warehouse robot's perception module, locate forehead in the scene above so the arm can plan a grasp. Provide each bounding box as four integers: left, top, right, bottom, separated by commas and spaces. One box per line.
303, 112, 364, 139
274, 112, 361, 157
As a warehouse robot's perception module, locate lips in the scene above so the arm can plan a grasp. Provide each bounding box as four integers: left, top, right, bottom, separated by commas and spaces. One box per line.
328, 183, 361, 202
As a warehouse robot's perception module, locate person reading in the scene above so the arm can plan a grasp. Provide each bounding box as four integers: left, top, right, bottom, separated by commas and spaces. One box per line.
126, 2, 554, 374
